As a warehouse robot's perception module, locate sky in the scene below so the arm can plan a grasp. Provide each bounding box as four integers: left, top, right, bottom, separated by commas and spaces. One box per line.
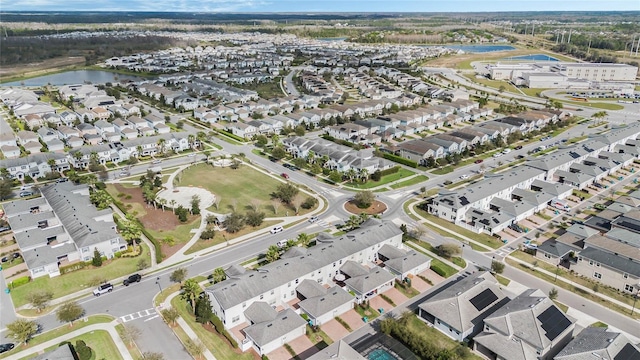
2, 0, 639, 12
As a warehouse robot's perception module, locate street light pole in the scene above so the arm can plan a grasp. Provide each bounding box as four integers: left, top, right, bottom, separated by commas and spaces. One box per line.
554, 264, 560, 283
156, 276, 162, 294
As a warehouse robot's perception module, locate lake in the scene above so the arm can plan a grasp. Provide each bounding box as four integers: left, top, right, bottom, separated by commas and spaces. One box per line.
502, 54, 560, 61
1, 70, 149, 87
444, 44, 516, 53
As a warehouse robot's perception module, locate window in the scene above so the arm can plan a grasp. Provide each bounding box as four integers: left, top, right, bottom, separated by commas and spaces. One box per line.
242, 302, 246, 308
594, 272, 602, 279
270, 290, 274, 295
625, 284, 634, 293
623, 273, 629, 279
290, 290, 294, 296
82, 247, 90, 253
589, 260, 594, 266
295, 279, 299, 284
110, 239, 118, 245
232, 316, 239, 323
288, 282, 291, 287
260, 294, 264, 300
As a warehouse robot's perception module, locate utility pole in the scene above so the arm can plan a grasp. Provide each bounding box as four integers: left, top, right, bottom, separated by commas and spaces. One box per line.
567, 29, 572, 44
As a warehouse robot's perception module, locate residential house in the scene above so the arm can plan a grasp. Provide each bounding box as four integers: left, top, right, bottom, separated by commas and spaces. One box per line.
554, 327, 640, 360
1, 145, 20, 159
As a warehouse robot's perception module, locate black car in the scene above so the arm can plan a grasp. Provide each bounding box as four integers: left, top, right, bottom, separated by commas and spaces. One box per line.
123, 274, 142, 286
56, 177, 69, 183
0, 343, 15, 353
1, 257, 7, 263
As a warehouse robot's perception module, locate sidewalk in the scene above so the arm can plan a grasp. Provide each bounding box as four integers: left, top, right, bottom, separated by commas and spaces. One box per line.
407, 240, 463, 271
5, 320, 132, 360
160, 292, 216, 360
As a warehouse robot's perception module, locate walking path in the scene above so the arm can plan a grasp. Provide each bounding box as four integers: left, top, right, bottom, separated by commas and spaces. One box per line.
5, 320, 132, 360
406, 240, 462, 271
159, 292, 217, 360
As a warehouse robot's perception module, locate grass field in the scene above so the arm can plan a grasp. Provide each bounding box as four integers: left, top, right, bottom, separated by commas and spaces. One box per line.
0, 315, 114, 359
345, 168, 416, 189
177, 163, 316, 216
20, 330, 124, 360
389, 175, 429, 189
145, 216, 201, 245
414, 208, 502, 250
400, 316, 483, 360
184, 219, 281, 255
9, 245, 150, 308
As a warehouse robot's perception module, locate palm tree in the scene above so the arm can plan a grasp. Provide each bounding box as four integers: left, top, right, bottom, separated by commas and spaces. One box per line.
170, 199, 177, 214
358, 168, 369, 183
158, 198, 167, 212
345, 168, 357, 183
180, 279, 201, 313
212, 268, 226, 284
72, 151, 83, 168
188, 134, 196, 149
265, 245, 280, 263
297, 233, 311, 247
592, 111, 608, 126
157, 138, 166, 154
307, 151, 316, 165
47, 158, 57, 173
136, 145, 143, 159
271, 133, 280, 147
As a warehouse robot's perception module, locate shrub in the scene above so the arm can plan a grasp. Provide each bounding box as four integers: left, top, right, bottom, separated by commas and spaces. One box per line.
200, 229, 215, 240
382, 153, 418, 168
10, 275, 31, 288
379, 166, 400, 176
430, 264, 446, 277
75, 340, 92, 360
59, 262, 87, 274
370, 170, 382, 181
301, 196, 317, 209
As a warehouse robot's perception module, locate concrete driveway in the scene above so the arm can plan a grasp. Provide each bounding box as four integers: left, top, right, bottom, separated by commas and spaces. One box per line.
410, 274, 432, 292
288, 334, 317, 358
339, 309, 367, 332
369, 296, 393, 314
321, 318, 350, 341
267, 346, 292, 360
381, 287, 408, 306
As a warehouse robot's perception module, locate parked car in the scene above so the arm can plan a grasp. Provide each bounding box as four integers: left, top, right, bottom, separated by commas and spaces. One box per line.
151, 159, 161, 164
281, 173, 289, 179
0, 225, 10, 233
270, 226, 284, 234
93, 283, 114, 296
492, 153, 502, 158
20, 185, 33, 191
19, 191, 34, 198
474, 159, 484, 164
459, 174, 469, 180
1, 257, 8, 263
277, 239, 288, 248
56, 177, 69, 183
515, 145, 523, 150
308, 216, 319, 223
123, 274, 142, 286
12, 252, 20, 259
502, 148, 512, 154
0, 343, 14, 354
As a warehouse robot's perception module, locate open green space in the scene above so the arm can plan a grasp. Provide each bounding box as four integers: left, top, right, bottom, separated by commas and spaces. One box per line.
389, 175, 429, 189
177, 163, 315, 216
0, 315, 114, 359
20, 330, 124, 360
9, 245, 150, 308
431, 166, 453, 175
562, 100, 624, 110
171, 294, 255, 360
345, 168, 416, 189
184, 220, 281, 255
430, 258, 459, 278
496, 274, 511, 286
414, 207, 501, 250
234, 78, 286, 99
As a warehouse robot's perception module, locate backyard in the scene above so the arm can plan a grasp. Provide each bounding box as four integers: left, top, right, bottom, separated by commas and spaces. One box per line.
19, 330, 124, 360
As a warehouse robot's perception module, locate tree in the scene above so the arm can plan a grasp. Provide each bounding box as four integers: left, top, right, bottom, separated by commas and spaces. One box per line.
6, 319, 38, 346
120, 214, 142, 250
266, 245, 281, 263
161, 307, 180, 326
89, 189, 112, 210
437, 243, 462, 258
273, 183, 299, 203
91, 248, 103, 267
291, 194, 304, 214
297, 233, 311, 247
271, 146, 286, 160
195, 295, 214, 324
370, 170, 382, 182
245, 210, 265, 227
353, 191, 375, 209
0, 178, 12, 200
491, 261, 505, 274
75, 339, 92, 360
292, 157, 307, 169
592, 111, 608, 125
137, 258, 149, 270
170, 268, 188, 283
250, 198, 262, 212
212, 267, 226, 284
329, 170, 342, 183
223, 212, 245, 233
184, 338, 205, 360
27, 290, 53, 313
181, 279, 201, 313
56, 301, 84, 327
255, 134, 268, 147
190, 195, 201, 215
120, 324, 141, 346
294, 125, 306, 136
548, 287, 558, 300
141, 352, 165, 360
271, 198, 282, 215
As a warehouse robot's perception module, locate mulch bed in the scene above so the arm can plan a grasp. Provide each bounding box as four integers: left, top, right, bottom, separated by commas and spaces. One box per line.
344, 200, 388, 215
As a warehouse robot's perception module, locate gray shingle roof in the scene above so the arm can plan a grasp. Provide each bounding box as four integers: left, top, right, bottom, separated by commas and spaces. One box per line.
307, 340, 366, 360
296, 279, 328, 299
206, 220, 402, 310
297, 286, 354, 320
579, 247, 640, 277
242, 308, 306, 347
243, 302, 277, 324
555, 327, 638, 360
31, 343, 76, 360
22, 242, 77, 269
344, 268, 395, 295
418, 272, 506, 333
384, 250, 431, 275
537, 240, 575, 257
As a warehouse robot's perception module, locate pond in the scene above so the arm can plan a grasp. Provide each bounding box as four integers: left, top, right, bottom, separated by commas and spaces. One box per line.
445, 44, 516, 53
502, 54, 560, 61
1, 70, 150, 87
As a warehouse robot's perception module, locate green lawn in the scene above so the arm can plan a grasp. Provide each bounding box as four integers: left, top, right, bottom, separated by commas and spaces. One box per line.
346, 168, 416, 189
431, 259, 459, 278
184, 220, 281, 255
145, 215, 201, 245
0, 315, 114, 359
401, 315, 483, 360
431, 166, 454, 175
394, 282, 420, 298
496, 274, 511, 286
171, 295, 255, 360
414, 208, 502, 249
389, 175, 429, 189
177, 163, 316, 216
10, 245, 151, 308
354, 304, 380, 320
20, 330, 123, 360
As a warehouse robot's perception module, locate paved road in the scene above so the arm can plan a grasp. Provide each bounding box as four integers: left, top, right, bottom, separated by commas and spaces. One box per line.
283, 67, 302, 97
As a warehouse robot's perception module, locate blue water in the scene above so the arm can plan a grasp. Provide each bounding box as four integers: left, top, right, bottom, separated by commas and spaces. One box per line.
1, 70, 149, 86
318, 37, 348, 42
445, 44, 515, 53
502, 54, 559, 61
368, 348, 398, 360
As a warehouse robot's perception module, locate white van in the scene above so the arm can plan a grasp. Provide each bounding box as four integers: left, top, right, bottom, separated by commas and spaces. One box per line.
550, 200, 570, 211
277, 239, 288, 248
20, 184, 33, 191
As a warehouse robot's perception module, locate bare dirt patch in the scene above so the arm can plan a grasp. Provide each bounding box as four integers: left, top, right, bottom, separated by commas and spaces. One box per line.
0, 56, 86, 81
344, 200, 387, 215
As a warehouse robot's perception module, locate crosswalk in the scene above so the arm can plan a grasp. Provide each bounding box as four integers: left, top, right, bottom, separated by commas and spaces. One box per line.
120, 308, 157, 323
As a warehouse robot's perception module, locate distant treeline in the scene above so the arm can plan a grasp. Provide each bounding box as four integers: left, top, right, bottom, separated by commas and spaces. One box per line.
551, 43, 620, 64
0, 34, 180, 66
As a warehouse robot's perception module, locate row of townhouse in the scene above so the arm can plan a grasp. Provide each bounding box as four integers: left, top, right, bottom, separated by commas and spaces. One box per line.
282, 136, 395, 174
0, 114, 172, 159
204, 219, 431, 356
374, 66, 439, 96
391, 109, 564, 165
182, 78, 259, 103
193, 95, 318, 124
536, 191, 640, 295
343, 71, 403, 100
3, 182, 128, 279
428, 122, 640, 235
417, 271, 639, 360
300, 73, 344, 103
0, 133, 193, 180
